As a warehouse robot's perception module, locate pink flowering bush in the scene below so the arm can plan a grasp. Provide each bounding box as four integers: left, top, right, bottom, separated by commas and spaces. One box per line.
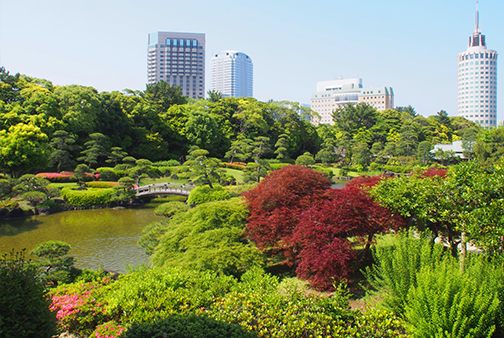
37, 172, 76, 183
91, 320, 126, 338
49, 277, 115, 336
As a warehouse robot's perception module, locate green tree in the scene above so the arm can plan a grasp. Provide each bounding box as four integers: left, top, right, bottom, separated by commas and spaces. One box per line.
106, 147, 128, 166
0, 123, 50, 177
77, 133, 109, 167
416, 141, 432, 165
243, 159, 272, 183
74, 164, 92, 187
0, 67, 21, 104
225, 137, 253, 163
461, 127, 479, 160
55, 85, 101, 137
127, 159, 156, 187
274, 134, 289, 161
21, 191, 48, 215
49, 130, 77, 172
185, 111, 227, 157
184, 147, 223, 188
207, 89, 223, 103
144, 81, 187, 113
352, 142, 372, 168
30, 240, 76, 285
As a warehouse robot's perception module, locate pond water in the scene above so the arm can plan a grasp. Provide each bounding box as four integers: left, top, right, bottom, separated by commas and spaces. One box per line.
0, 203, 164, 273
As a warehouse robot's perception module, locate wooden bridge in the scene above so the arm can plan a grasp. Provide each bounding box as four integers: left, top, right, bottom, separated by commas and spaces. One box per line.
136, 183, 192, 198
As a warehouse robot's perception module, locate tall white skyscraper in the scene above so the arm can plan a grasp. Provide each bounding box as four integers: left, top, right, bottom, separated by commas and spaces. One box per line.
210, 51, 253, 98
147, 32, 205, 99
457, 3, 498, 128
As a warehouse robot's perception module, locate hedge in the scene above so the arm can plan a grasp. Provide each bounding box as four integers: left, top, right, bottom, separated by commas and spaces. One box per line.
60, 187, 115, 206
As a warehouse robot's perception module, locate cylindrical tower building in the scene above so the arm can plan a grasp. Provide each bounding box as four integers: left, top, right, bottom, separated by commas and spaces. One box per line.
457, 3, 498, 129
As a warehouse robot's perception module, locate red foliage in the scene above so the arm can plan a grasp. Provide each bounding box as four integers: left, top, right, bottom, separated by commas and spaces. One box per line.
243, 165, 332, 257
292, 177, 405, 290
244, 171, 406, 290
417, 167, 448, 178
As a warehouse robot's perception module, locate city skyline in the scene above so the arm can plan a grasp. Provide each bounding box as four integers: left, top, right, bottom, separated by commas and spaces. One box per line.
1, 0, 503, 119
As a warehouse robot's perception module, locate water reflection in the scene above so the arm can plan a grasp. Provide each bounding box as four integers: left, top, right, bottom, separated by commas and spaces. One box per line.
0, 205, 163, 273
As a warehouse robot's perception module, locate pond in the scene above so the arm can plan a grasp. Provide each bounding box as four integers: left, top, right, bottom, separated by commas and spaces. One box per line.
0, 203, 164, 273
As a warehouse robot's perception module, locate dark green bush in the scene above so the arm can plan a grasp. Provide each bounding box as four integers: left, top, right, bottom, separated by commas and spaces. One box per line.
268, 163, 291, 171
187, 184, 230, 205
122, 314, 257, 338
153, 160, 180, 167
0, 250, 57, 337
60, 187, 115, 206
96, 167, 119, 181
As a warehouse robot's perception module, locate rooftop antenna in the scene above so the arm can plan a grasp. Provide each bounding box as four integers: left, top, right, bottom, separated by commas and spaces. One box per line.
474, 0, 480, 34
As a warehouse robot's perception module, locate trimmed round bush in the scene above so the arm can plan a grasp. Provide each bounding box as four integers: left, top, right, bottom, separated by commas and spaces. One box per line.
187, 185, 230, 205
122, 314, 257, 338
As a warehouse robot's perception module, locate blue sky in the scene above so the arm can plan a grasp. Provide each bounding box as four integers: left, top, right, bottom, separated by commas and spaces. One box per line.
1, 0, 503, 119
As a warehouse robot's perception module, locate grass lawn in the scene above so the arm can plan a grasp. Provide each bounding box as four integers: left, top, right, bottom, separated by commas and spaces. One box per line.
48, 182, 79, 189
224, 168, 244, 183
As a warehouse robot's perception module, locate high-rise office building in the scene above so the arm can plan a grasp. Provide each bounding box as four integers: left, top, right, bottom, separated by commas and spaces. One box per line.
310, 78, 394, 125
147, 32, 205, 99
457, 3, 498, 128
210, 51, 253, 98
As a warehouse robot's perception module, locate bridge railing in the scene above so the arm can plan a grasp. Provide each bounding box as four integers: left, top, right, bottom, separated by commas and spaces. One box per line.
136, 183, 193, 196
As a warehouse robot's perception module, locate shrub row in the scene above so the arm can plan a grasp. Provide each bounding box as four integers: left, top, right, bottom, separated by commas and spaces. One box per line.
60, 187, 115, 206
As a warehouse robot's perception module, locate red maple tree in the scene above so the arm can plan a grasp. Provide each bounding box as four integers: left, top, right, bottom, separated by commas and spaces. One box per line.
244, 170, 406, 290
292, 176, 405, 289
243, 165, 332, 261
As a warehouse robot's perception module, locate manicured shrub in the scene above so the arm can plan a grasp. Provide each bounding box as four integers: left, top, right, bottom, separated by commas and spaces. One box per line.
187, 184, 230, 205
96, 167, 119, 181
152, 160, 180, 167
61, 187, 115, 206
85, 181, 119, 188
0, 250, 57, 337
268, 163, 291, 171
123, 314, 257, 338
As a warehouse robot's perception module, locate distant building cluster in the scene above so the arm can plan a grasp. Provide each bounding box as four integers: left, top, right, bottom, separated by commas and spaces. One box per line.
310, 78, 394, 125
147, 32, 253, 99
148, 4, 498, 123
